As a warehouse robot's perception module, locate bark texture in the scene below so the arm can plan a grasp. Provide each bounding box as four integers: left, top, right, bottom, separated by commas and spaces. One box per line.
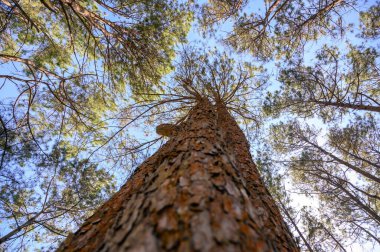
58, 99, 298, 251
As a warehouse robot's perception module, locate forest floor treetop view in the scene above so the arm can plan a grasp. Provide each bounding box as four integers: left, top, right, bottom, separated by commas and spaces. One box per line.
0, 0, 379, 251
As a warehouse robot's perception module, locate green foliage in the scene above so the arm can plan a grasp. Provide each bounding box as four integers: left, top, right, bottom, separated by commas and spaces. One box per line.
0, 141, 116, 249
360, 2, 380, 38
1, 0, 380, 250
200, 0, 354, 61
264, 44, 380, 122
0, 0, 191, 249
268, 118, 380, 249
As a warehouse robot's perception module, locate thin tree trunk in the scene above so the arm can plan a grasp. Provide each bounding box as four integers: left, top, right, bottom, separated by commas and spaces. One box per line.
58, 99, 298, 251
352, 222, 380, 244
309, 100, 380, 113
302, 138, 380, 184
322, 226, 346, 252
334, 182, 380, 224
278, 200, 314, 252
0, 215, 37, 244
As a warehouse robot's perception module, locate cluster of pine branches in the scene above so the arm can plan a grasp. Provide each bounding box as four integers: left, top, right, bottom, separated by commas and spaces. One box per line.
0, 0, 379, 251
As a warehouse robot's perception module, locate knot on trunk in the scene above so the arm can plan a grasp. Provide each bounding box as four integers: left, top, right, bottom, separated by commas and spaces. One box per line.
156, 124, 179, 137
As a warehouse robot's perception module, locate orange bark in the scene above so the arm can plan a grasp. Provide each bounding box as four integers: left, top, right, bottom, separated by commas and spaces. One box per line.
59, 99, 298, 251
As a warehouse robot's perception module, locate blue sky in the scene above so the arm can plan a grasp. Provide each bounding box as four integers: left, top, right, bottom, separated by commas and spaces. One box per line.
1, 1, 379, 251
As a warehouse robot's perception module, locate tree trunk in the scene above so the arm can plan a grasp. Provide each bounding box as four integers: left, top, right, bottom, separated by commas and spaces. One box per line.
58, 99, 298, 251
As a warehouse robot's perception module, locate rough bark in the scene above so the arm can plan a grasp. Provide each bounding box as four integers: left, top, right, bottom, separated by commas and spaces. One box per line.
58, 99, 298, 251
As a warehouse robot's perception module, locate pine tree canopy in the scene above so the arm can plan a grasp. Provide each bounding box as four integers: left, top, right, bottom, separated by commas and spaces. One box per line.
0, 0, 379, 251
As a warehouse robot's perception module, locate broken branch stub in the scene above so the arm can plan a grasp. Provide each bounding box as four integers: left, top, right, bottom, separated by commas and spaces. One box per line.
156, 124, 179, 137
